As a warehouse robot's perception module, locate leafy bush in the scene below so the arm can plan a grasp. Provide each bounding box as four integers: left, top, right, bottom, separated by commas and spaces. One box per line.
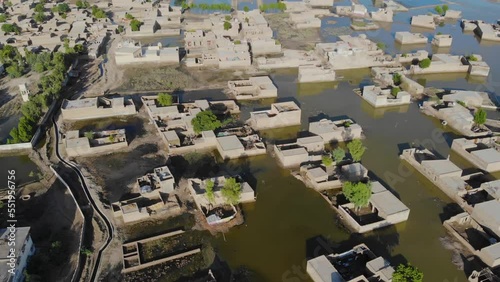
376, 42, 386, 50
130, 19, 143, 31
332, 148, 346, 163
157, 92, 173, 106
322, 155, 333, 166
467, 54, 478, 61
191, 111, 222, 134
1, 23, 21, 34
474, 108, 487, 125
91, 5, 107, 18
392, 73, 402, 85
221, 178, 241, 205
243, 6, 249, 12
392, 264, 423, 282
223, 21, 232, 30
391, 87, 401, 97
419, 58, 431, 68
0, 14, 7, 22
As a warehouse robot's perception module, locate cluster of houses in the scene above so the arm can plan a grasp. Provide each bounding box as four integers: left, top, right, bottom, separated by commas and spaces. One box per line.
0, 0, 112, 58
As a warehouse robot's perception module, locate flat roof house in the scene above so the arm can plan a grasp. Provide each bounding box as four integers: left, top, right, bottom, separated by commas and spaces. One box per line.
64, 129, 128, 158
61, 97, 136, 121
362, 85, 411, 108
307, 244, 394, 282
216, 134, 266, 160
309, 118, 363, 143
395, 31, 428, 45
274, 136, 325, 168
247, 101, 302, 130
451, 138, 500, 172
227, 76, 278, 100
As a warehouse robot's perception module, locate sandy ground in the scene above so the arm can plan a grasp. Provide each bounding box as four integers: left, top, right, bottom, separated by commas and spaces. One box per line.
265, 13, 322, 50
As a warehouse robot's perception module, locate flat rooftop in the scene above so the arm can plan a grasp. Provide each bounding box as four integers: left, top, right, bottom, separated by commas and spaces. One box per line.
217, 135, 244, 151
471, 148, 500, 164
421, 159, 462, 176
62, 98, 97, 109
370, 182, 409, 216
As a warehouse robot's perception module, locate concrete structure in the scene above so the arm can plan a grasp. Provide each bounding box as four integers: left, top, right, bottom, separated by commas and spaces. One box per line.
445, 10, 462, 19
114, 41, 179, 65
466, 54, 491, 77
112, 191, 181, 223
442, 91, 485, 107
256, 49, 321, 70
361, 85, 411, 108
395, 50, 429, 63
249, 39, 282, 56
61, 97, 136, 121
338, 181, 410, 233
316, 35, 398, 70
371, 8, 393, 22
216, 134, 267, 160
304, 0, 334, 7
19, 83, 30, 102
340, 163, 369, 182
307, 244, 394, 282
187, 175, 255, 224
247, 101, 302, 130
411, 15, 436, 29
335, 4, 369, 18
475, 22, 500, 42
408, 54, 490, 77
421, 101, 492, 137
462, 19, 478, 32
472, 200, 500, 238
137, 165, 175, 194
383, 0, 408, 12
274, 136, 324, 167
309, 118, 363, 143
444, 212, 500, 268
301, 165, 342, 191
395, 32, 428, 44
298, 65, 336, 83
227, 76, 278, 100
451, 138, 500, 172
0, 227, 35, 282
432, 34, 453, 47
64, 129, 128, 158
289, 12, 322, 29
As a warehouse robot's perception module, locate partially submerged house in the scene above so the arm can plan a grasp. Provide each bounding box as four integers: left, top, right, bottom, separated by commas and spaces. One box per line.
297, 65, 336, 83
247, 101, 302, 130
395, 32, 428, 45
474, 22, 500, 42
274, 136, 324, 168
432, 34, 453, 47
227, 76, 278, 100
411, 15, 436, 29
187, 175, 255, 225
309, 118, 363, 143
307, 244, 394, 282
112, 191, 181, 223
61, 97, 136, 121
337, 181, 410, 233
451, 138, 500, 173
114, 41, 179, 66
361, 85, 411, 108
216, 133, 267, 160
371, 8, 393, 22
64, 129, 128, 158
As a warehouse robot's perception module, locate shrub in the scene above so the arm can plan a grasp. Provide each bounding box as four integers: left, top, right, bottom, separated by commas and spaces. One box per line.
157, 92, 173, 106
0, 14, 7, 23
332, 148, 346, 163
221, 177, 241, 205
2, 23, 21, 34
474, 108, 487, 125
376, 42, 386, 50
223, 21, 232, 30
243, 6, 249, 12
322, 155, 333, 166
391, 87, 401, 97
434, 5, 443, 15
393, 264, 423, 282
392, 73, 402, 85
130, 19, 142, 31
467, 54, 478, 61
205, 179, 215, 203
419, 58, 431, 68
125, 13, 135, 20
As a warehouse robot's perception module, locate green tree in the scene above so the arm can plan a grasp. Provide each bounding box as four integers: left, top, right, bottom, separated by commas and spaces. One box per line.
221, 177, 241, 205
130, 19, 142, 31
205, 179, 215, 203
392, 264, 424, 282
6, 63, 23, 78
125, 13, 135, 20
223, 21, 232, 30
34, 3, 45, 13
419, 58, 431, 68
84, 131, 94, 139
347, 139, 366, 162
243, 6, 249, 12
391, 87, 401, 97
191, 111, 222, 134
322, 155, 333, 166
434, 5, 443, 15
74, 44, 85, 53
473, 108, 487, 125
21, 101, 42, 122
157, 92, 173, 106
0, 14, 7, 23
342, 181, 372, 211
392, 73, 402, 85
91, 6, 107, 18
53, 3, 70, 14
1, 23, 21, 34
76, 0, 84, 8
332, 148, 346, 163
442, 4, 449, 13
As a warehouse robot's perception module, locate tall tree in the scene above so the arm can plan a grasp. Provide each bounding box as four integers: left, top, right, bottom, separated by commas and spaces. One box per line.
473, 108, 487, 125
347, 139, 366, 162
191, 111, 222, 134
342, 181, 372, 211
332, 148, 346, 163
205, 179, 215, 203
157, 93, 173, 106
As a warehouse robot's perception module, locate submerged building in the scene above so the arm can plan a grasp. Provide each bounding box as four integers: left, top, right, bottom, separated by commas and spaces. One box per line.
61, 97, 136, 121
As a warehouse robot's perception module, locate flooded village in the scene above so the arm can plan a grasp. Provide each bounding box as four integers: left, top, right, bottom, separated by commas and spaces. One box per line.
1, 0, 500, 281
